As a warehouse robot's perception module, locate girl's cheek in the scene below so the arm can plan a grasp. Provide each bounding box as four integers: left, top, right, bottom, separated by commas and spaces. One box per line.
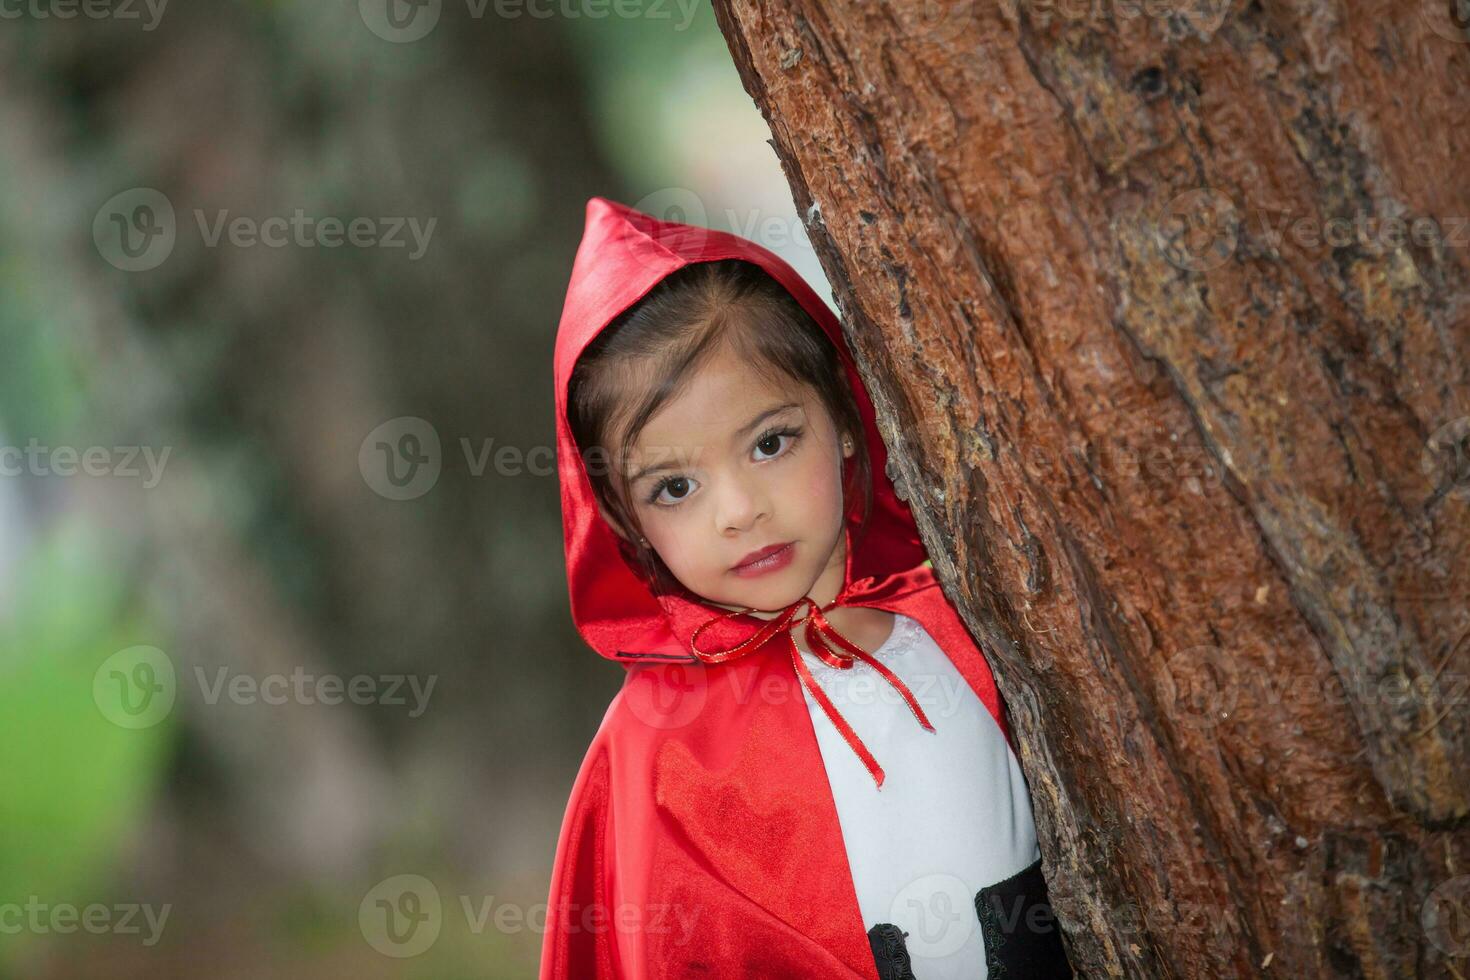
800, 454, 842, 505
644, 506, 690, 546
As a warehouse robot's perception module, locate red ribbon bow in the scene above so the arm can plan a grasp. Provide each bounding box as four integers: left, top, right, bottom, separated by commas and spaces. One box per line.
689, 592, 935, 788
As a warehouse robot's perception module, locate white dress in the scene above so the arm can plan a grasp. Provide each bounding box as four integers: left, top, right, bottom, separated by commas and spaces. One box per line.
795, 612, 1042, 980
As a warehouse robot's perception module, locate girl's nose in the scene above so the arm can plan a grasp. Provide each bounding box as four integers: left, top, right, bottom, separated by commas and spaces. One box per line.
716, 473, 769, 535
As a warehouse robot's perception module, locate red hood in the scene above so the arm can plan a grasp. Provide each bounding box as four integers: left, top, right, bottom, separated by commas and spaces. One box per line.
553, 196, 928, 666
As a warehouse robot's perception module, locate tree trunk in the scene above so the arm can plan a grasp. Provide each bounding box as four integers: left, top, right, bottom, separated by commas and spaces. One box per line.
708, 1, 1470, 976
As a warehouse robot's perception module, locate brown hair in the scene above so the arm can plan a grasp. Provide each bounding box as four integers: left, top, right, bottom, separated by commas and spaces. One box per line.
567, 258, 873, 595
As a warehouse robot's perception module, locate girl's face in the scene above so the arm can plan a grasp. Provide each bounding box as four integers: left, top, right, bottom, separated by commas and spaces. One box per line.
614, 340, 855, 615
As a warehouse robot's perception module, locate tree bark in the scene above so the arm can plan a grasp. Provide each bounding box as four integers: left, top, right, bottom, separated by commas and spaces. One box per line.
709, 1, 1470, 976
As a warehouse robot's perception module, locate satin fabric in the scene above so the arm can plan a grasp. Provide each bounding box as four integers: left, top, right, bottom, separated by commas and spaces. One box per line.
541, 196, 1015, 979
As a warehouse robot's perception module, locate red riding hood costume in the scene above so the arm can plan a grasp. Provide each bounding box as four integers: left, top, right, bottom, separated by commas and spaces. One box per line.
540, 197, 1069, 979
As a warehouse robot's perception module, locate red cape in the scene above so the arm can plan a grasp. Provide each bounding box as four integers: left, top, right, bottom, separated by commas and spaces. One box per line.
541, 196, 1014, 978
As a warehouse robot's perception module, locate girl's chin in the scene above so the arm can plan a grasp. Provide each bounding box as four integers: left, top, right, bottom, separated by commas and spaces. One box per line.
722, 577, 819, 615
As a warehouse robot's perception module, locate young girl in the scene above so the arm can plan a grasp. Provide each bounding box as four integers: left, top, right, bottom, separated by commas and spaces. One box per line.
541, 196, 1072, 980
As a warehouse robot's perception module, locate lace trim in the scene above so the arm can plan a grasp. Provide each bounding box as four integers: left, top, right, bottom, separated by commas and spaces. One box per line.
974, 856, 1074, 979
799, 613, 920, 678
878, 612, 923, 655
975, 879, 1012, 979
866, 922, 918, 980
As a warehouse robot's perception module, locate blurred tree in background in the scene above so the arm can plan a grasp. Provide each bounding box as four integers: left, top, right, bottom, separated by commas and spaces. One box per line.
0, 1, 809, 975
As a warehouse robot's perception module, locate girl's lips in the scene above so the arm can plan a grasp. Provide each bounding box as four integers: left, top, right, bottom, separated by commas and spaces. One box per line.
731, 542, 795, 578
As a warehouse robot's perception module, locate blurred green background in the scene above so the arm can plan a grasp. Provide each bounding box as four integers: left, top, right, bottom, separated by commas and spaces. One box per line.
0, 1, 829, 976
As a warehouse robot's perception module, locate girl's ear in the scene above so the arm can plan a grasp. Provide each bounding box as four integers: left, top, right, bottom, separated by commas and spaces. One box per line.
841, 430, 856, 459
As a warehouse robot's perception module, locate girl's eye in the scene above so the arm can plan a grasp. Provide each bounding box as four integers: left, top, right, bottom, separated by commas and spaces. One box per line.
647, 475, 697, 507
754, 426, 802, 461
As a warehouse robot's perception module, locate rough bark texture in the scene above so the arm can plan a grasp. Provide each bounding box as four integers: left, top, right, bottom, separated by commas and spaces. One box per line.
709, 1, 1470, 976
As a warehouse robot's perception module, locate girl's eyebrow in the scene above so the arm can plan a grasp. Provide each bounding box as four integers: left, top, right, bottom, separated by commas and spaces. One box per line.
628, 402, 801, 483
733, 401, 801, 440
